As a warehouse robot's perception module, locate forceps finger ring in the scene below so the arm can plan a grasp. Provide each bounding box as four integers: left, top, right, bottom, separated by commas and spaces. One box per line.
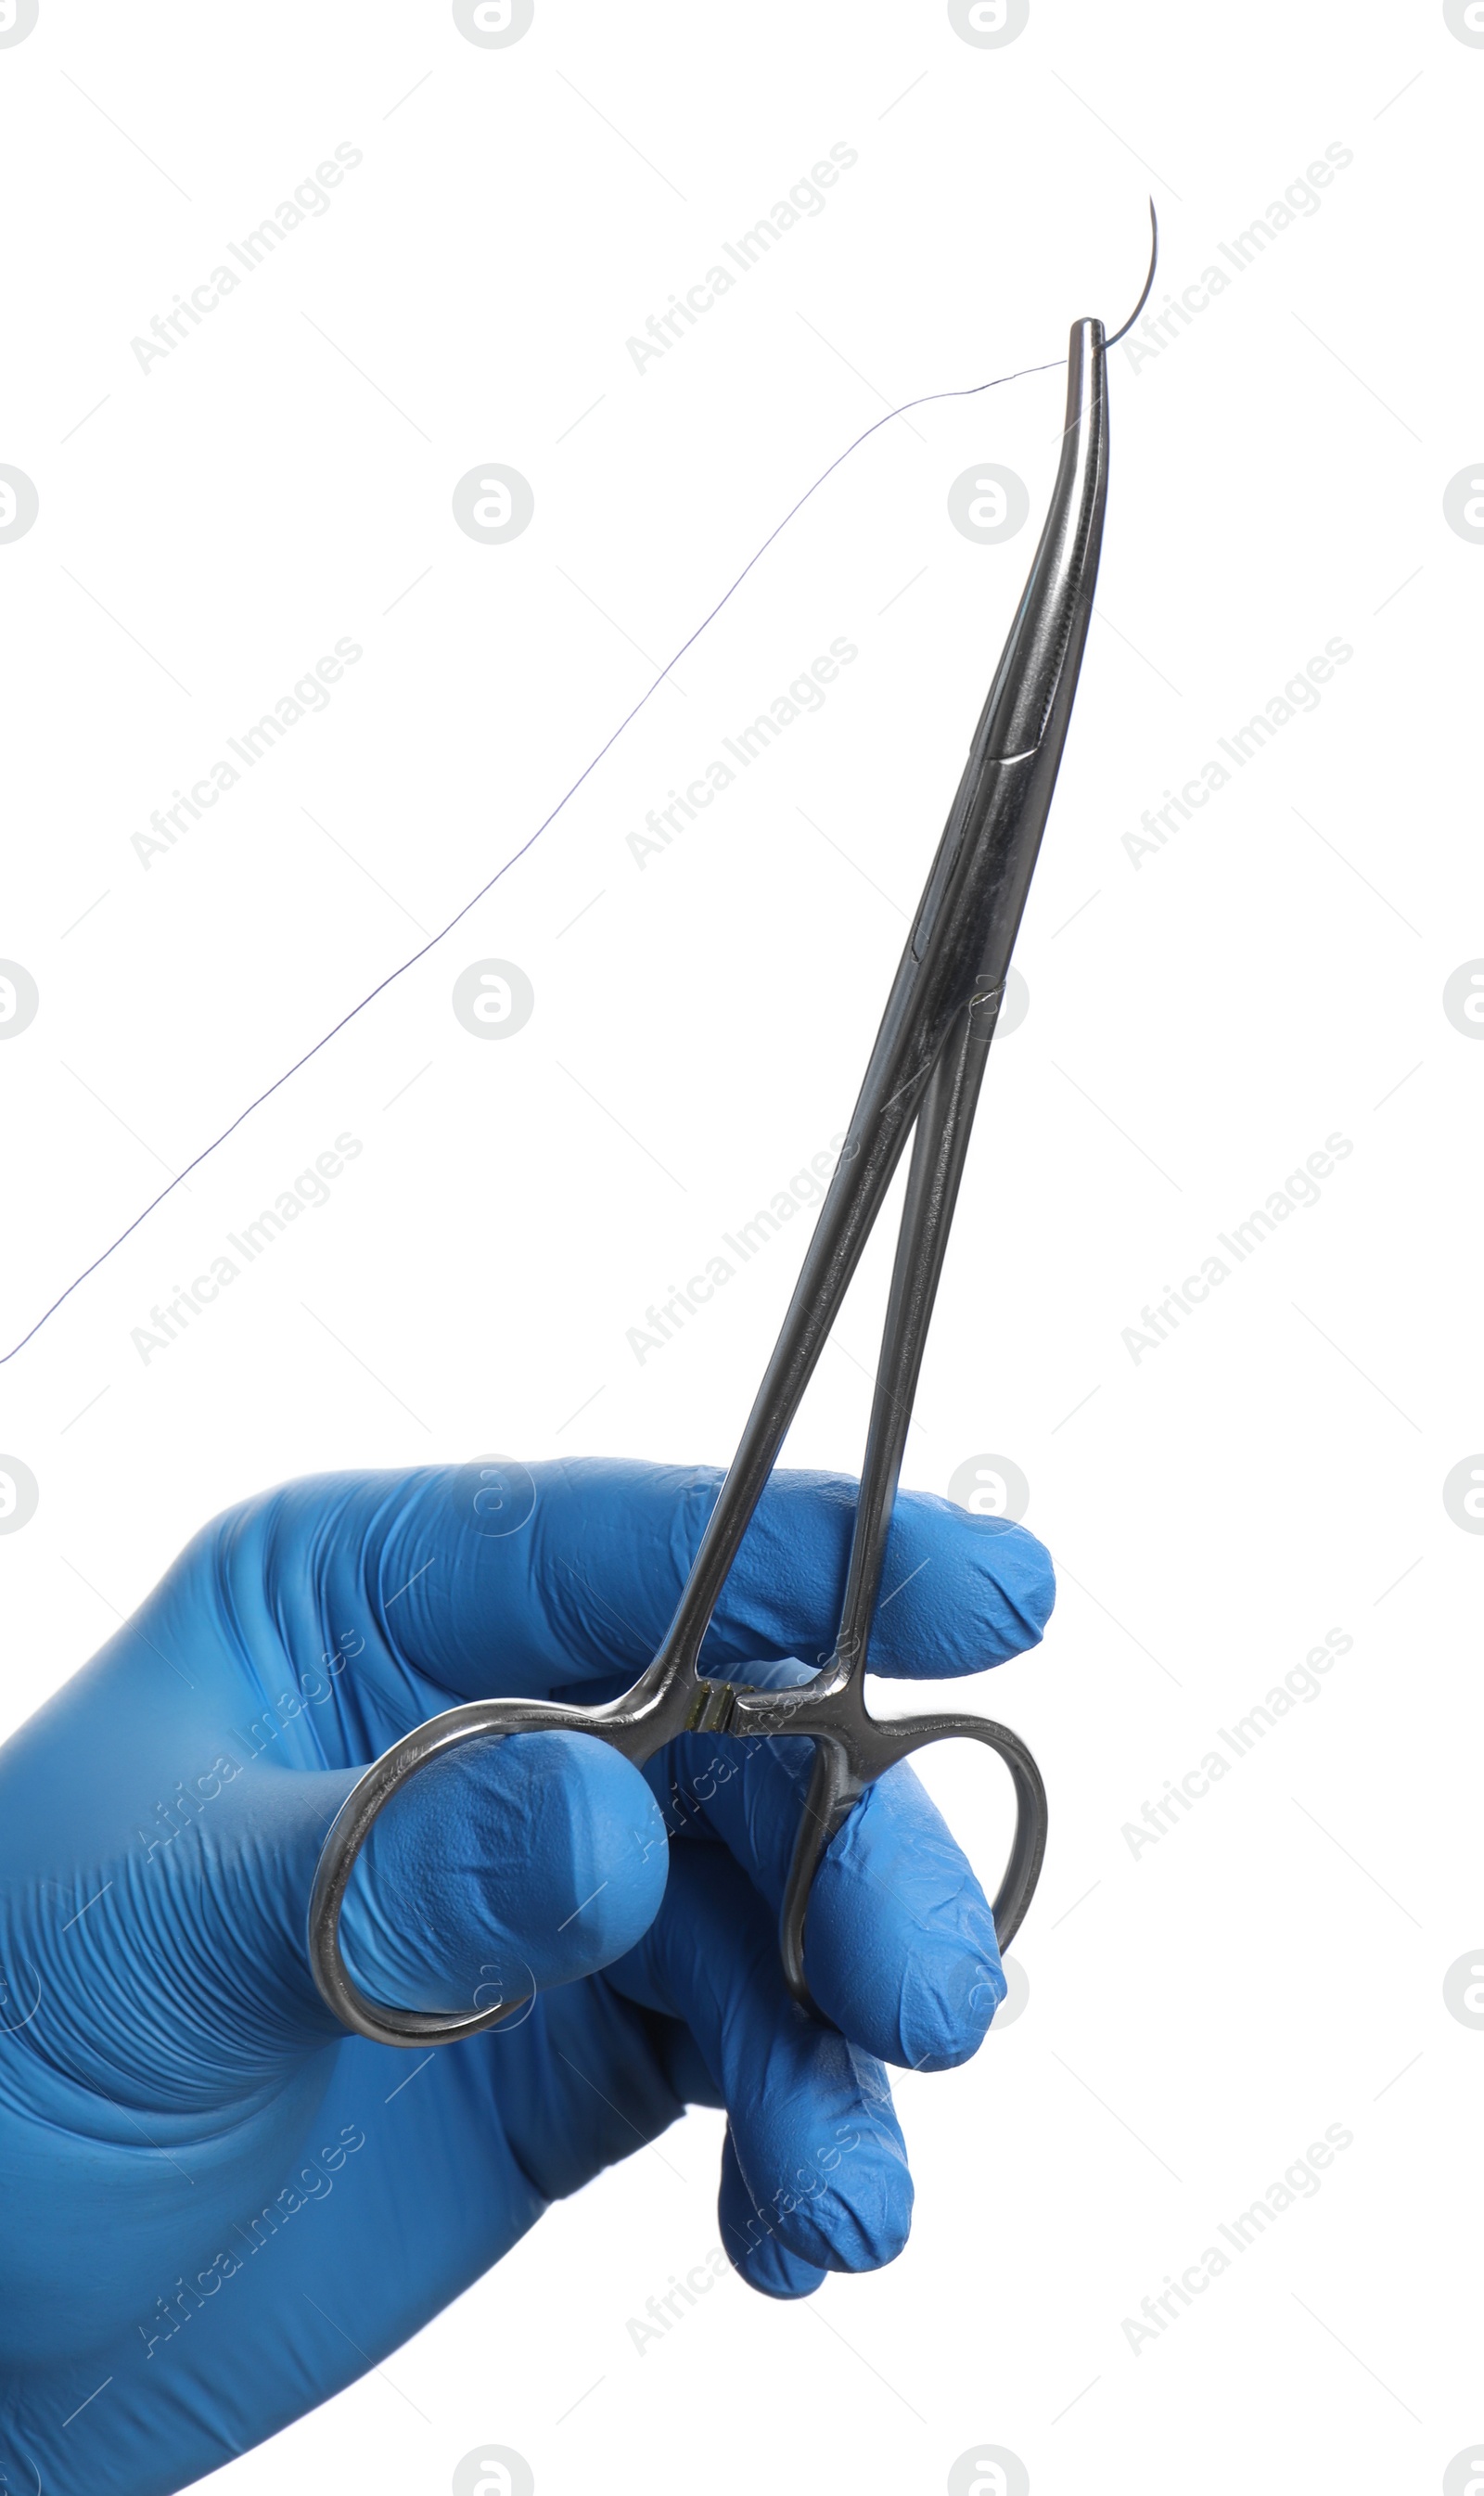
310, 273, 1127, 2049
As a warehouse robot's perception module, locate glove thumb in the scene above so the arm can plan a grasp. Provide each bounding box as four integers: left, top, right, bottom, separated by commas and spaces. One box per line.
336, 1730, 670, 2019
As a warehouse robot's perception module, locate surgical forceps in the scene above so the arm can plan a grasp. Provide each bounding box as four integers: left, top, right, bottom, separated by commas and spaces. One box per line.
309, 289, 1122, 2050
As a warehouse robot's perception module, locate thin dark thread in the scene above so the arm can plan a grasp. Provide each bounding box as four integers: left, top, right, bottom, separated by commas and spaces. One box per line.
1106, 201, 1158, 349
2, 361, 1056, 1365
6, 223, 1156, 1369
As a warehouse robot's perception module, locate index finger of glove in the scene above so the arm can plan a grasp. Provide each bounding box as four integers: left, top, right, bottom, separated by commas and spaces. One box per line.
255, 1456, 1054, 1704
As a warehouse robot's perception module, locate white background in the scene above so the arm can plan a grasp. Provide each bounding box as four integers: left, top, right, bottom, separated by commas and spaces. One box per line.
2, 3, 1481, 2490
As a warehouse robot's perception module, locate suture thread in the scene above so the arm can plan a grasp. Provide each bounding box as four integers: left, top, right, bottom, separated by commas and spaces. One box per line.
4, 202, 1159, 1366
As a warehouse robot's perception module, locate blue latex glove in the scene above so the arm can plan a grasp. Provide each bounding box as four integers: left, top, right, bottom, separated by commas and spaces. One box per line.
0, 1459, 1053, 2494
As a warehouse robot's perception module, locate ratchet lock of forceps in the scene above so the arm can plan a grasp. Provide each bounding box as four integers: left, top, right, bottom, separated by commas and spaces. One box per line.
309, 309, 1111, 2049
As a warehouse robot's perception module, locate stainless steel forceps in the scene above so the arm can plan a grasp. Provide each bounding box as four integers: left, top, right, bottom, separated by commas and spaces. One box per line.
309, 306, 1113, 2051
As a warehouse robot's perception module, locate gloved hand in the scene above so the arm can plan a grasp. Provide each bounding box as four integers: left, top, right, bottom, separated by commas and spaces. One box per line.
0, 1458, 1053, 2496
